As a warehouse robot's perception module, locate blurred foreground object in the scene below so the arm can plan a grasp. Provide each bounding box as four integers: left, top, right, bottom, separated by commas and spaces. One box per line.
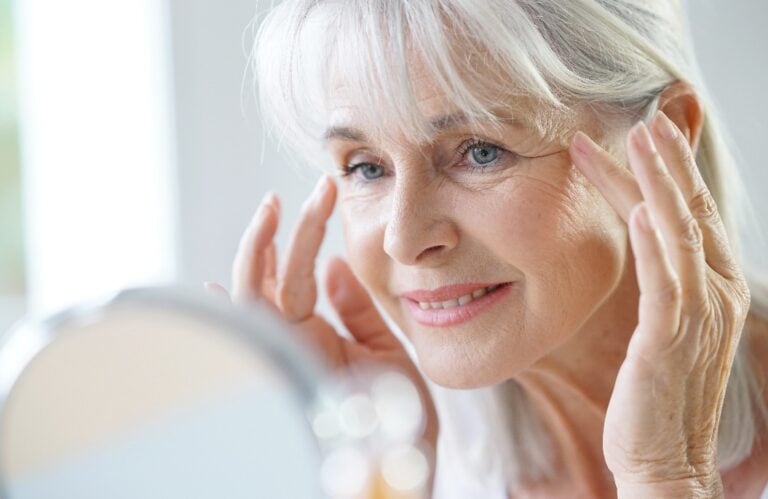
0, 288, 431, 499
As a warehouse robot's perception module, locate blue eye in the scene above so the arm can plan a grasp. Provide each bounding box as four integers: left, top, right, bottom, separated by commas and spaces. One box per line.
469, 144, 499, 165
345, 162, 385, 181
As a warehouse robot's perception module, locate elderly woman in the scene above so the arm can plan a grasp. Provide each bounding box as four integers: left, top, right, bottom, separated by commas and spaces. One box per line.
219, 1, 768, 497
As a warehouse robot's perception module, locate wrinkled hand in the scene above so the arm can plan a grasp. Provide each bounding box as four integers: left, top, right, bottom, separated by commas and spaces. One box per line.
569, 112, 751, 498
207, 176, 438, 454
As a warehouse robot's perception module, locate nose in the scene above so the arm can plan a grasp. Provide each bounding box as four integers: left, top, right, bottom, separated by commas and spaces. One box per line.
383, 175, 460, 266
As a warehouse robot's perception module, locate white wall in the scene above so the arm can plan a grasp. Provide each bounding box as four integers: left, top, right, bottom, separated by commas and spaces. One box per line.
687, 2, 768, 268
166, 0, 345, 317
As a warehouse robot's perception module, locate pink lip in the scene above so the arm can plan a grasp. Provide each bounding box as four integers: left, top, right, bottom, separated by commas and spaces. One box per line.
402, 282, 515, 327
400, 282, 505, 303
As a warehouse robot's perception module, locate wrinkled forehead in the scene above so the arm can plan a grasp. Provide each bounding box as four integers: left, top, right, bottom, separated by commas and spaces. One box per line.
324, 54, 572, 147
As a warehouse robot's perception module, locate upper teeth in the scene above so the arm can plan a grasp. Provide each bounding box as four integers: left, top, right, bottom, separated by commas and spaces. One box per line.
417, 284, 502, 310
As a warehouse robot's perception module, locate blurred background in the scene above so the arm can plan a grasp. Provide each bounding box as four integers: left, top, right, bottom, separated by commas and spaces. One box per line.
1, 0, 767, 332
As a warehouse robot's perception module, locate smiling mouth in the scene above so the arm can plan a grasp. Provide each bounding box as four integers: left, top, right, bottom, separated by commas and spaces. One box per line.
401, 282, 515, 328
414, 283, 505, 310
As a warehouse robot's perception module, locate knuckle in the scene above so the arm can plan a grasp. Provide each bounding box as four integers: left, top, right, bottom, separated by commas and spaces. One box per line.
677, 138, 698, 171
648, 279, 683, 307
274, 281, 296, 316
689, 190, 718, 220
275, 280, 315, 322
732, 279, 752, 315
678, 215, 704, 254
681, 290, 709, 316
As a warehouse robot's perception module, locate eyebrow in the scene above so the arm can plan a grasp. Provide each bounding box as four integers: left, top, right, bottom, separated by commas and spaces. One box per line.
322, 111, 519, 143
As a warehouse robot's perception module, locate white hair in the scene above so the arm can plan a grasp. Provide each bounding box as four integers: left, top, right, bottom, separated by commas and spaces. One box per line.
250, 0, 768, 486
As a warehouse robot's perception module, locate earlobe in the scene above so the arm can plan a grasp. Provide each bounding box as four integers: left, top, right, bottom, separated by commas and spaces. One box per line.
656, 81, 705, 155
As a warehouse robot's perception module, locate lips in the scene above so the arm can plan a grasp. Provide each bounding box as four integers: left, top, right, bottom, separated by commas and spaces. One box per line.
400, 282, 515, 327
400, 282, 508, 303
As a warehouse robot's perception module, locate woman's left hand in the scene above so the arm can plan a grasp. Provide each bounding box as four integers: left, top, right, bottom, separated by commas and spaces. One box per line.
569, 111, 751, 498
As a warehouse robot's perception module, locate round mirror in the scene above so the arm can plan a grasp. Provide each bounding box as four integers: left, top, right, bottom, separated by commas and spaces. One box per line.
0, 288, 327, 499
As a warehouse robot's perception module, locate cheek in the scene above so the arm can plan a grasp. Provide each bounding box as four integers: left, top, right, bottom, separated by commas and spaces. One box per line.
507, 172, 626, 331
339, 194, 389, 292
456, 169, 628, 356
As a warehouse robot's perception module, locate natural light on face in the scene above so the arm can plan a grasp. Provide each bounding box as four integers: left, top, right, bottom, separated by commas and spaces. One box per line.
323, 56, 636, 389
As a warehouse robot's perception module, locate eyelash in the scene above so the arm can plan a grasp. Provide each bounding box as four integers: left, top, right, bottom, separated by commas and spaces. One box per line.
339, 138, 518, 181
457, 138, 507, 171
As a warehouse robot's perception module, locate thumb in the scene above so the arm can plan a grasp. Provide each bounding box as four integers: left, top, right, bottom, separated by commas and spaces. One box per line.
325, 257, 400, 351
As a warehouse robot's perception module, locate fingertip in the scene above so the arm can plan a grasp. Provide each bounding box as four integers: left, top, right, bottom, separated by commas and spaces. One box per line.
630, 121, 657, 156
248, 192, 279, 229
316, 177, 338, 216
326, 271, 348, 306
325, 256, 348, 288
570, 131, 594, 160
325, 174, 338, 191
271, 193, 282, 215
325, 257, 362, 305
204, 281, 230, 298
264, 191, 278, 208
651, 110, 679, 141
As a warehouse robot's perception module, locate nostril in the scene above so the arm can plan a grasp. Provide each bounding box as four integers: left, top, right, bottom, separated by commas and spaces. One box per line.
417, 245, 448, 261
383, 214, 460, 266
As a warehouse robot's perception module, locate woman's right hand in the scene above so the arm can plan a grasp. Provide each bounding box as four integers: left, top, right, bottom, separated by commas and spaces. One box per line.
206, 175, 438, 455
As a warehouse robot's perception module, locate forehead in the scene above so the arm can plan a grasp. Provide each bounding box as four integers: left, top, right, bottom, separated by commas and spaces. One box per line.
325, 91, 568, 149
320, 29, 581, 148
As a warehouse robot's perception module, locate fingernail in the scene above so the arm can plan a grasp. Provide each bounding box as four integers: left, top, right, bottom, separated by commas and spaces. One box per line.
311, 175, 331, 200
571, 131, 597, 159
652, 111, 678, 141
264, 191, 277, 206
257, 191, 273, 210
329, 272, 349, 303
630, 121, 656, 153
252, 191, 276, 222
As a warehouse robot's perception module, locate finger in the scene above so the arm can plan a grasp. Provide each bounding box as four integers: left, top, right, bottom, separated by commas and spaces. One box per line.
627, 202, 683, 356
262, 241, 278, 300
261, 197, 279, 299
325, 256, 400, 351
649, 111, 742, 281
570, 132, 644, 223
204, 281, 231, 300
232, 192, 279, 304
276, 175, 336, 322
626, 122, 707, 308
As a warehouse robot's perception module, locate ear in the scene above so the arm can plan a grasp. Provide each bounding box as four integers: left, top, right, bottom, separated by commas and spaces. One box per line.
656, 81, 705, 155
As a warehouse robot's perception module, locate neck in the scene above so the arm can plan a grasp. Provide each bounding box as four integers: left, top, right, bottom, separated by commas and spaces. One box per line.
513, 255, 640, 498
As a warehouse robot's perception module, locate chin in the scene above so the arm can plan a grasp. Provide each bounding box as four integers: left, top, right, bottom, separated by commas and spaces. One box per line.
415, 346, 511, 389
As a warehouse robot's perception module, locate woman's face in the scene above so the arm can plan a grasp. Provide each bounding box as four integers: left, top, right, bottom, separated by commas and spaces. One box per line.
326, 71, 633, 388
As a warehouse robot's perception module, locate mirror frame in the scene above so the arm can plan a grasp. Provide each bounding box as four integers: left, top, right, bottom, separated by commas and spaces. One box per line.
0, 286, 330, 499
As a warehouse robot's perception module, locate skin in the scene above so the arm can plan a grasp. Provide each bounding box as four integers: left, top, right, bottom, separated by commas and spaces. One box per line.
214, 68, 768, 497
